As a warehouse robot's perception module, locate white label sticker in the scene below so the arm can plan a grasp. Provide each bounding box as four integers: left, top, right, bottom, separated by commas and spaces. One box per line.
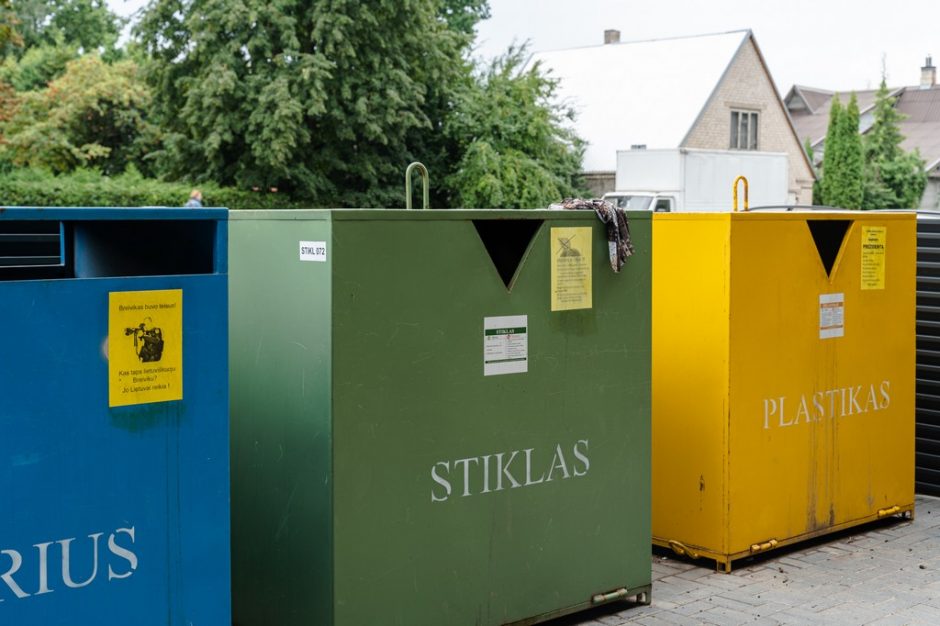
299, 241, 327, 262
484, 315, 528, 376
819, 293, 844, 339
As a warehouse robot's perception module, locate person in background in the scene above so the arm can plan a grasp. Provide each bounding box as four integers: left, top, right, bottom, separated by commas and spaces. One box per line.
185, 189, 203, 208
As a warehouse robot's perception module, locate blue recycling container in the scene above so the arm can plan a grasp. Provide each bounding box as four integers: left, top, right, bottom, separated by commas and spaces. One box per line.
0, 208, 230, 625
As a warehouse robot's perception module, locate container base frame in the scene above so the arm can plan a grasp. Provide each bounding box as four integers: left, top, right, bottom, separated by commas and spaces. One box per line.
654, 503, 915, 573
504, 584, 653, 625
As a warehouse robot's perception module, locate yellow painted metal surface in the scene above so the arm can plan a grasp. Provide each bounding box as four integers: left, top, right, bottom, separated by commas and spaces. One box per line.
652, 211, 915, 569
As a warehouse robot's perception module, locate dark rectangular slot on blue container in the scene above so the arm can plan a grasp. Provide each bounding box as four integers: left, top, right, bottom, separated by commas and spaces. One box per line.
0, 220, 66, 280
74, 220, 218, 278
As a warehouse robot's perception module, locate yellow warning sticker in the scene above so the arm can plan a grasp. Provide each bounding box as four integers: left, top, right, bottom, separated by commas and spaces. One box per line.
108, 290, 183, 407
551, 226, 592, 311
861, 226, 886, 290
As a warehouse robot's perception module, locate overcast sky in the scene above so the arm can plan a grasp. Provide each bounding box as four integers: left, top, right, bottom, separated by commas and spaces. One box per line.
109, 0, 937, 94
474, 0, 938, 93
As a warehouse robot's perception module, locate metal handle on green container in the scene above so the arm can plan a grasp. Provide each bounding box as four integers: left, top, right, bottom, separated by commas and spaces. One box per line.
405, 162, 430, 210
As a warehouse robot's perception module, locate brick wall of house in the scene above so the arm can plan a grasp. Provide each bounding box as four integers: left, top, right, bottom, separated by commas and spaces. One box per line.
682, 39, 816, 205
584, 172, 616, 198
922, 176, 940, 211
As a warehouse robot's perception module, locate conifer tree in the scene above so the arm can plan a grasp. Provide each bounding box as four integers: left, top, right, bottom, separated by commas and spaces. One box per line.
820, 94, 844, 206
820, 93, 864, 209
861, 79, 927, 209
840, 93, 864, 209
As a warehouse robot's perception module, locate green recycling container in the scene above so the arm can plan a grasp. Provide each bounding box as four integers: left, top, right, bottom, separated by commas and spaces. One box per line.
229, 209, 652, 626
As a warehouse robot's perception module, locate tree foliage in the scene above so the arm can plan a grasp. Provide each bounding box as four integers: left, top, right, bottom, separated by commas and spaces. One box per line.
135, 0, 472, 206
0, 1, 589, 209
443, 47, 585, 208
837, 93, 864, 209
820, 95, 843, 206
6, 0, 121, 56
134, 0, 585, 207
0, 0, 22, 52
438, 0, 490, 35
861, 79, 927, 209
820, 93, 864, 209
820, 80, 928, 210
0, 55, 154, 175
0, 41, 78, 91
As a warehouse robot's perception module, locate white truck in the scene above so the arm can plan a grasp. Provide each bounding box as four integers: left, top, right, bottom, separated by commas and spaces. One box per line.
602, 148, 790, 212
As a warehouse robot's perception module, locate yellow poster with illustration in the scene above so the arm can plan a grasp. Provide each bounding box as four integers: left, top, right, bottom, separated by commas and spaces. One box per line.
861, 226, 886, 290
551, 226, 592, 311
109, 289, 183, 407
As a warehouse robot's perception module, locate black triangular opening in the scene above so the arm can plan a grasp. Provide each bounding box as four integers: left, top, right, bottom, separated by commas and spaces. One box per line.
806, 220, 851, 277
473, 219, 543, 289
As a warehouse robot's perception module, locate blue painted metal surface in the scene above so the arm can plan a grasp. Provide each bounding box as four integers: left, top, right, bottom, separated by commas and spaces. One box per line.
0, 208, 229, 625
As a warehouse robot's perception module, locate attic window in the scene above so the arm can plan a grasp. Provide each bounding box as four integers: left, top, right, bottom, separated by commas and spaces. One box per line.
731, 110, 759, 150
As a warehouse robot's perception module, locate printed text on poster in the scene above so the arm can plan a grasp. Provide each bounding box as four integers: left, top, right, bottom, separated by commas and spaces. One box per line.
108, 290, 183, 407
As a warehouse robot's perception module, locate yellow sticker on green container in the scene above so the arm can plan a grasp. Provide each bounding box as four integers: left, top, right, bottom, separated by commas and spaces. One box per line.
861, 226, 886, 290
108, 289, 183, 407
551, 227, 592, 311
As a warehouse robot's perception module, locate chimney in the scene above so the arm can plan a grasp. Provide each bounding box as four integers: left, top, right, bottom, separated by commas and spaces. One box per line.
922, 55, 936, 89
604, 29, 621, 45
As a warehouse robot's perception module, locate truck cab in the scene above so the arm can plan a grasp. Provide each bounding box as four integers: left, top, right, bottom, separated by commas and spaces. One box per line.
603, 192, 675, 212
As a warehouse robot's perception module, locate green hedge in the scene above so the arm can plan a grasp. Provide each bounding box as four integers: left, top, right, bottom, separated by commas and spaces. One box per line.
0, 168, 305, 210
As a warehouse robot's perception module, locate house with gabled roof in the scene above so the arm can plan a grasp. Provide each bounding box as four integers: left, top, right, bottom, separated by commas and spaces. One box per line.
530, 29, 816, 203
786, 57, 940, 209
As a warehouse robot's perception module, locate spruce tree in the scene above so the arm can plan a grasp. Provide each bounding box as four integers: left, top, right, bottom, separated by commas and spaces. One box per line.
866, 79, 905, 162
862, 79, 927, 209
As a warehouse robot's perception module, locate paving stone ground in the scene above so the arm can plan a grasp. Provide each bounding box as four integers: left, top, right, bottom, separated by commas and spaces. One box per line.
552, 494, 940, 625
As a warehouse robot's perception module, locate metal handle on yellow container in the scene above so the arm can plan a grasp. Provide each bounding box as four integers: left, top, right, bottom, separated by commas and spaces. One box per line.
877, 505, 901, 518
749, 538, 778, 553
733, 175, 749, 212
405, 162, 430, 210
667, 540, 700, 559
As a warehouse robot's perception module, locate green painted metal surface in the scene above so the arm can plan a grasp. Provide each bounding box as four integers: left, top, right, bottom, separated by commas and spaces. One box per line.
230, 209, 652, 626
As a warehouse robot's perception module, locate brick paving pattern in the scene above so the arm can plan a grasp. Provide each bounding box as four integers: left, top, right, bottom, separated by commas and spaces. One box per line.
553, 495, 940, 625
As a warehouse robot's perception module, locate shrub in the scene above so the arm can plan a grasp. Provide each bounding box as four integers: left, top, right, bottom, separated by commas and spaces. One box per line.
0, 167, 303, 209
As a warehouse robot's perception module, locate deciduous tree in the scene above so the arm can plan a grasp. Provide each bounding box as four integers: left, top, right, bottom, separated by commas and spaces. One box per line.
134, 1, 586, 207
8, 0, 121, 55
0, 55, 153, 174
443, 46, 585, 208
136, 0, 470, 206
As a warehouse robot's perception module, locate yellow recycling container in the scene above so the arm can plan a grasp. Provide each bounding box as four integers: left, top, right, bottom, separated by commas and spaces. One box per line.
652, 210, 915, 572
